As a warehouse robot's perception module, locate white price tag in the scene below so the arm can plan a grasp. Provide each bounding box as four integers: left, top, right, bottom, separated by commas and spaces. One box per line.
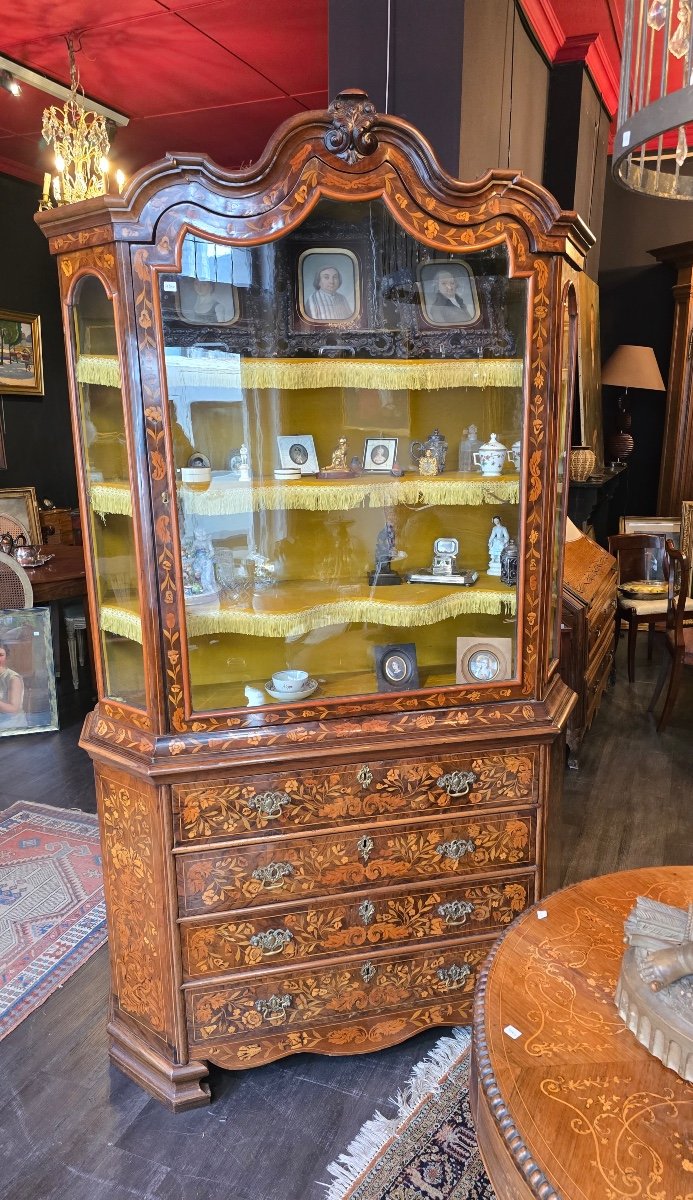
622, 130, 631, 147
504, 1025, 522, 1040
163, 280, 177, 292
537, 909, 548, 920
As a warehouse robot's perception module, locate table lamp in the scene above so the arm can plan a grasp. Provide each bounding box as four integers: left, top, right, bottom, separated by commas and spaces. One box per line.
602, 345, 665, 464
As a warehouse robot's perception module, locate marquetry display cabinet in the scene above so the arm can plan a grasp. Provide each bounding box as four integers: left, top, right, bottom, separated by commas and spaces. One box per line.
38, 91, 591, 1110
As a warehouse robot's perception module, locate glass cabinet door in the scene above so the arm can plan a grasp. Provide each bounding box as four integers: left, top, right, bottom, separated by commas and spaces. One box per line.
72, 274, 146, 709
158, 201, 528, 712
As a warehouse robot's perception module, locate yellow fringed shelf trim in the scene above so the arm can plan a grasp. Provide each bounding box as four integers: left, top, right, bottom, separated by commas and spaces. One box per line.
100, 605, 143, 644
76, 354, 524, 393
181, 473, 519, 516
77, 355, 122, 389
91, 482, 133, 517
185, 582, 516, 639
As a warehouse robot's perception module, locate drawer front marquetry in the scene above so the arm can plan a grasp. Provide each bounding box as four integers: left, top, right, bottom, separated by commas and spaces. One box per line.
177, 814, 536, 916
181, 872, 535, 978
172, 748, 540, 845
185, 940, 490, 1046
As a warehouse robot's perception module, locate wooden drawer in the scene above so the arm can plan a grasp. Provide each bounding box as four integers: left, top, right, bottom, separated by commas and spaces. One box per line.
585, 637, 613, 729
177, 812, 536, 916
172, 747, 540, 846
180, 871, 535, 979
185, 938, 491, 1048
588, 592, 617, 655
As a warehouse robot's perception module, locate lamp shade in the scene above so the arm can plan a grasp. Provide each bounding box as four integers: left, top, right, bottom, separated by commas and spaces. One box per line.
601, 345, 665, 392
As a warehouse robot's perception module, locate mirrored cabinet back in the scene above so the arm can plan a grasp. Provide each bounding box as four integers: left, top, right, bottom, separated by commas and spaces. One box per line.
37, 90, 592, 1110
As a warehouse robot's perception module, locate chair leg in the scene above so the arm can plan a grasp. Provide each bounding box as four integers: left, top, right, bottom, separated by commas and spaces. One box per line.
647, 622, 655, 661
648, 641, 670, 713
657, 655, 684, 733
76, 628, 85, 668
627, 614, 638, 683
66, 623, 79, 690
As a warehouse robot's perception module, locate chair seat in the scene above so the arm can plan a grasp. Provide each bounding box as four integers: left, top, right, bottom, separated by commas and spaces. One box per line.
617, 595, 693, 616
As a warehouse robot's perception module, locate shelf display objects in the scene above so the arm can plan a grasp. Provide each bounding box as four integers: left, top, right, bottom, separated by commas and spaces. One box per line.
37, 87, 591, 1110
458, 424, 482, 472
411, 427, 448, 473
500, 537, 519, 587
474, 433, 508, 476
408, 537, 479, 586
487, 516, 510, 576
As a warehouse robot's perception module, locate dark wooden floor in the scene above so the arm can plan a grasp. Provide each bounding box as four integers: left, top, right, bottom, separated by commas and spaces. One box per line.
1, 644, 691, 1200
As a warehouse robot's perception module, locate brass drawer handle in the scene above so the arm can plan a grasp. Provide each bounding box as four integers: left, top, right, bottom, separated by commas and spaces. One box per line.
437, 963, 472, 989
357, 835, 374, 864
255, 994, 292, 1021
360, 960, 376, 984
359, 899, 376, 925
251, 862, 294, 890
248, 791, 292, 820
437, 900, 474, 925
436, 770, 477, 797
356, 765, 373, 788
435, 838, 476, 861
249, 928, 293, 956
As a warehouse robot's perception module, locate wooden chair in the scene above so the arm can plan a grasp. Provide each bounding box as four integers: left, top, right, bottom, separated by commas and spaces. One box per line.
608, 532, 693, 682
648, 540, 693, 731
0, 553, 33, 608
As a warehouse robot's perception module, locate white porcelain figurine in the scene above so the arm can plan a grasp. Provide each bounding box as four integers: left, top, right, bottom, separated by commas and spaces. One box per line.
487, 514, 509, 576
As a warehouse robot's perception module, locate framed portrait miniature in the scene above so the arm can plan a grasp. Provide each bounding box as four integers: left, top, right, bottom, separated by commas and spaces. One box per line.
277, 434, 319, 475
0, 310, 43, 395
363, 437, 398, 472
175, 277, 239, 326
456, 637, 512, 685
375, 643, 419, 692
0, 486, 41, 545
418, 260, 479, 328
298, 248, 360, 324
0, 607, 58, 737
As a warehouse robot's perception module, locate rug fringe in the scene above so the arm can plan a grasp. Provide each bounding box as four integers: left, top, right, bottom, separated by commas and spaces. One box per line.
321, 1026, 471, 1200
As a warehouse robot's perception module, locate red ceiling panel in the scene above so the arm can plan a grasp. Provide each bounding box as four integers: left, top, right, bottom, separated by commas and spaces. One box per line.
1, 0, 164, 53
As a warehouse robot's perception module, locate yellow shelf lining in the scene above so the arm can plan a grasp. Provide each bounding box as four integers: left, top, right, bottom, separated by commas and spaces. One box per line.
91, 482, 133, 516
76, 354, 524, 392
101, 605, 144, 644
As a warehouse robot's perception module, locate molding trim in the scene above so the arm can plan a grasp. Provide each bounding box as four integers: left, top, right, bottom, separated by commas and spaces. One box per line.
555, 33, 620, 117
517, 0, 566, 61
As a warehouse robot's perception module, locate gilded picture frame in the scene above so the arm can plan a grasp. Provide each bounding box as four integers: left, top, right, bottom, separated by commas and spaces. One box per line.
0, 486, 42, 545
0, 310, 44, 396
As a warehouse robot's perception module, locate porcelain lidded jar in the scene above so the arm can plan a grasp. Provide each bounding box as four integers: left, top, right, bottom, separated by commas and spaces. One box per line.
508, 440, 522, 472
473, 433, 507, 477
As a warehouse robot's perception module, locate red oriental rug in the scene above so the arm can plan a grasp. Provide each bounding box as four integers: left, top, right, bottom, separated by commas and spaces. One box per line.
0, 801, 106, 1042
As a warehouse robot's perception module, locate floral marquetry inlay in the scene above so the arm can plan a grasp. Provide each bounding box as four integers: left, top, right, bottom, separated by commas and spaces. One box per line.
99, 778, 165, 1033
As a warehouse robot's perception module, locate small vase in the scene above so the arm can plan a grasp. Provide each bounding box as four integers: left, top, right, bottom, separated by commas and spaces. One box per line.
569, 446, 596, 482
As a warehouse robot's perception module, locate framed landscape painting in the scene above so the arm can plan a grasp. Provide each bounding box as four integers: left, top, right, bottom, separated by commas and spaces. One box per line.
0, 310, 43, 396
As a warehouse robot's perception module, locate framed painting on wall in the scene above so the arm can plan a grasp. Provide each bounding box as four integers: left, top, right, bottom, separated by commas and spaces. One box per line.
0, 310, 43, 396
575, 274, 604, 470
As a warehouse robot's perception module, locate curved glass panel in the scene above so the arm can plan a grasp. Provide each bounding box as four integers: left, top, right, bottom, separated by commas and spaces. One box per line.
72, 275, 146, 708
158, 201, 528, 711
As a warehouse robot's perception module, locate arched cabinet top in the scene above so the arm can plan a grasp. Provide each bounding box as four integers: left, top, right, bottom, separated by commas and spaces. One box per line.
37, 90, 594, 266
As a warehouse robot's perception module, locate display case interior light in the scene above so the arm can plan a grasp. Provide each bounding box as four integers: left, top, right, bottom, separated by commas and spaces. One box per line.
0, 69, 21, 96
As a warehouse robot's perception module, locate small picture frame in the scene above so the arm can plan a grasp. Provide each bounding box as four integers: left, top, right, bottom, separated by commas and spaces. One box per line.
0, 486, 41, 545
276, 434, 319, 475
298, 248, 360, 325
0, 608, 58, 737
456, 637, 512, 685
363, 437, 398, 472
175, 277, 239, 326
0, 310, 43, 395
418, 260, 479, 328
375, 642, 419, 692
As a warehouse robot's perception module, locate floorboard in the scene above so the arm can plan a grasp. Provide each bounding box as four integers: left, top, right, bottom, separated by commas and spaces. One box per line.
0, 643, 691, 1200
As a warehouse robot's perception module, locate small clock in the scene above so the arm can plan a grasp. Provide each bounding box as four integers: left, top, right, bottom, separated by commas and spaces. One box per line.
374, 642, 420, 692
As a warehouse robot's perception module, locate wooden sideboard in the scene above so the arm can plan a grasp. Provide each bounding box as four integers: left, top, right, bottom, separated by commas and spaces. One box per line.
561, 531, 617, 768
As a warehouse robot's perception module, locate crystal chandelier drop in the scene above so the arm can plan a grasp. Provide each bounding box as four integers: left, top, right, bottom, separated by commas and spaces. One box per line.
41, 35, 112, 206
613, 0, 693, 198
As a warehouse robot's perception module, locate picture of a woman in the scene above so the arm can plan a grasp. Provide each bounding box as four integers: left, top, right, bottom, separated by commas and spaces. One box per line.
0, 642, 26, 730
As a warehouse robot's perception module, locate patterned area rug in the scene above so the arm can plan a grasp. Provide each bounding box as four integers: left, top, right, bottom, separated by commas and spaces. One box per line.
0, 801, 106, 1041
323, 1027, 496, 1199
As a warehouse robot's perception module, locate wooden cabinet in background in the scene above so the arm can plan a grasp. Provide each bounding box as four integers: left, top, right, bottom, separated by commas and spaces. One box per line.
37, 90, 590, 1111
39, 506, 75, 545
561, 533, 617, 768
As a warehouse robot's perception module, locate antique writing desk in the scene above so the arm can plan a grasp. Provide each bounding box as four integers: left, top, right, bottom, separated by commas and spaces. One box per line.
471, 867, 693, 1199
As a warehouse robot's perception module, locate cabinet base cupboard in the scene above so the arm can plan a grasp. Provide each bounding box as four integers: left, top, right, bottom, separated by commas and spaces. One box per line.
38, 91, 591, 1109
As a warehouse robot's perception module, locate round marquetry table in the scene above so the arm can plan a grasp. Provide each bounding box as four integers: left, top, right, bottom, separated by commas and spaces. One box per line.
470, 867, 693, 1200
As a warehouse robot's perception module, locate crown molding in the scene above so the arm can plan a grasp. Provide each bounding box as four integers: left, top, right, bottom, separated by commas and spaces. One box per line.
555, 32, 620, 116
517, 0, 566, 61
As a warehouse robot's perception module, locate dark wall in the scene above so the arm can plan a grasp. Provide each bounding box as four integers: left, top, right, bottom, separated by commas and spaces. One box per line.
0, 173, 77, 509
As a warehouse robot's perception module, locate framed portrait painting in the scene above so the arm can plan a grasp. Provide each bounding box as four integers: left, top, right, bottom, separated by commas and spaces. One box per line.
456, 637, 512, 685
175, 277, 239, 326
298, 249, 361, 325
276, 434, 319, 475
0, 310, 43, 395
418, 260, 479, 328
0, 486, 41, 545
363, 437, 398, 472
0, 607, 58, 737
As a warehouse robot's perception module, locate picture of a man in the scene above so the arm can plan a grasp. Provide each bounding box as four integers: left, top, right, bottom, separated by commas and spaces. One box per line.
420, 262, 477, 327
299, 251, 359, 324
305, 265, 353, 321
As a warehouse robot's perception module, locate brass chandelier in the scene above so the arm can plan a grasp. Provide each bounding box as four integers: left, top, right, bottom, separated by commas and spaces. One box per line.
41, 36, 123, 206
614, 0, 693, 198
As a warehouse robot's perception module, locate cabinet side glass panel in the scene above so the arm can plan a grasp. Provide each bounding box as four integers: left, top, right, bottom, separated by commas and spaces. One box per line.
159, 203, 528, 711
72, 274, 146, 708
551, 286, 577, 662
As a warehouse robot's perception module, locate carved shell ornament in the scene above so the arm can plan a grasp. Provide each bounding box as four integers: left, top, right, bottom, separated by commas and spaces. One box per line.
324, 89, 379, 164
